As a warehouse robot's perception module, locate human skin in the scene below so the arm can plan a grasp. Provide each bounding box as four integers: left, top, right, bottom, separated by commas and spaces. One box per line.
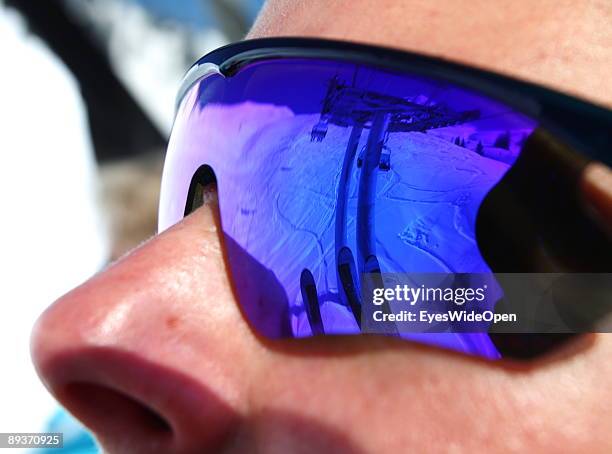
32, 1, 612, 453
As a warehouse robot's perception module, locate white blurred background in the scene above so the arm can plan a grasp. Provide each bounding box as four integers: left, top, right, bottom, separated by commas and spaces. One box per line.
0, 1, 263, 452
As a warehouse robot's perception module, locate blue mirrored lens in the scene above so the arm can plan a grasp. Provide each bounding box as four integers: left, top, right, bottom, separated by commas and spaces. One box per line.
159, 58, 537, 359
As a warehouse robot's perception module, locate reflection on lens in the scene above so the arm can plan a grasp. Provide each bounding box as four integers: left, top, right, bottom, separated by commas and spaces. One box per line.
159, 59, 537, 359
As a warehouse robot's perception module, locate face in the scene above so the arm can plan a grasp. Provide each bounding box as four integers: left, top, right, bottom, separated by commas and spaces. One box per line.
32, 1, 612, 453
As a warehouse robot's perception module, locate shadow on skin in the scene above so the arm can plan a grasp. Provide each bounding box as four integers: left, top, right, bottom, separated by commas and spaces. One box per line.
223, 233, 292, 339
258, 330, 597, 374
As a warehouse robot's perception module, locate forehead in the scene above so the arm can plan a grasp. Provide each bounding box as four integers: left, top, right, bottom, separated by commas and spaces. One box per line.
249, 0, 612, 107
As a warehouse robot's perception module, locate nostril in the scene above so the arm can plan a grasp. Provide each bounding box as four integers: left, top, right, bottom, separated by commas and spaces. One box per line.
62, 383, 173, 438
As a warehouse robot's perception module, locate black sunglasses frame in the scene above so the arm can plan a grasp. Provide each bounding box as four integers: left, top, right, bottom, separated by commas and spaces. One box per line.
177, 37, 611, 167
172, 37, 612, 359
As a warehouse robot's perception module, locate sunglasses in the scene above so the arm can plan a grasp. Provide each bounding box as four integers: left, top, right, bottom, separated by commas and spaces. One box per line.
158, 38, 612, 360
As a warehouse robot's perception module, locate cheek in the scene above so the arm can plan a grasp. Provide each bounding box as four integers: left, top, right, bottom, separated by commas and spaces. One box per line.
246, 341, 611, 452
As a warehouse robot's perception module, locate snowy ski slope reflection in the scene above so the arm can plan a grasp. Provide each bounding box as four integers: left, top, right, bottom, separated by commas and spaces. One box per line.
202, 100, 535, 358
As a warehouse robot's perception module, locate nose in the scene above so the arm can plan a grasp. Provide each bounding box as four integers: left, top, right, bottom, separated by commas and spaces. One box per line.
31, 207, 256, 453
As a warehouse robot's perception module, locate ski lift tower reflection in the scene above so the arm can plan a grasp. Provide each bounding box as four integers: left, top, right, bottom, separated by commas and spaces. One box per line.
301, 74, 480, 334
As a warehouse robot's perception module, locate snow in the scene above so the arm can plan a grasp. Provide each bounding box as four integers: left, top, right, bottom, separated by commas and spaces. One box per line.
0, 7, 108, 444
171, 98, 536, 358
